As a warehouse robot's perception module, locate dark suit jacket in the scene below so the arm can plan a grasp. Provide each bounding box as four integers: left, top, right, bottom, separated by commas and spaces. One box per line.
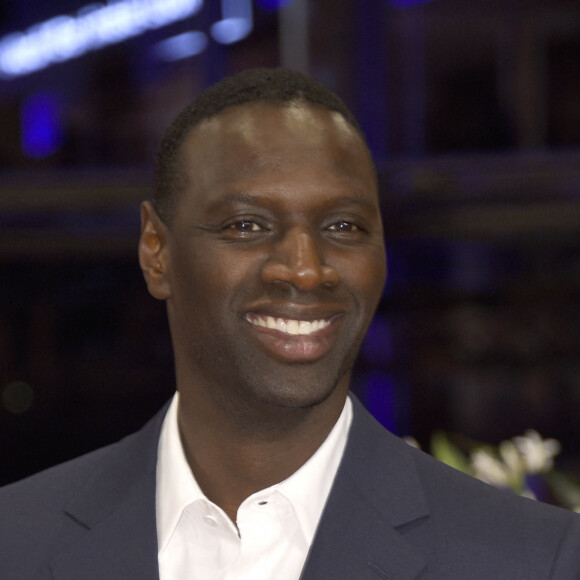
2, 395, 580, 579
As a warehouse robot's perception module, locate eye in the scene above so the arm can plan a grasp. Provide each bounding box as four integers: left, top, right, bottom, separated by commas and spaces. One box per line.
221, 218, 269, 239
227, 220, 263, 232
327, 221, 362, 234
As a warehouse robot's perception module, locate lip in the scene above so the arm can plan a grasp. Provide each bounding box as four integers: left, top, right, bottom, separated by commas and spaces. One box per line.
243, 307, 345, 363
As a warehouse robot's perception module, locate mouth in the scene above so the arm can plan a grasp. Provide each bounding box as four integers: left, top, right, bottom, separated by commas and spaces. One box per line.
243, 311, 342, 362
244, 314, 331, 336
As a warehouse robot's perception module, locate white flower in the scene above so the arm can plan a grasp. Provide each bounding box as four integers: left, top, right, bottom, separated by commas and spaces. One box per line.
499, 440, 525, 475
513, 430, 560, 474
471, 449, 510, 487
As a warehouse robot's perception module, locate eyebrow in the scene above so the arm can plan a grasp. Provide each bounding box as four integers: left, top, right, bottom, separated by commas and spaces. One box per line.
205, 191, 263, 211
332, 194, 378, 211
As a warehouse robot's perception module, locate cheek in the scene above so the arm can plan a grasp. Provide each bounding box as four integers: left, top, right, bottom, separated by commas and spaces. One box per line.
170, 248, 260, 307
167, 249, 215, 313
339, 251, 386, 304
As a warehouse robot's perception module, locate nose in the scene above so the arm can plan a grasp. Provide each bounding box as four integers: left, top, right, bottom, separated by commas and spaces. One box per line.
261, 226, 340, 291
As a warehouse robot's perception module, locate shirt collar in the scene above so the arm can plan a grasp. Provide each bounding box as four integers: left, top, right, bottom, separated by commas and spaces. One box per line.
156, 392, 352, 554
156, 393, 206, 554
275, 397, 352, 542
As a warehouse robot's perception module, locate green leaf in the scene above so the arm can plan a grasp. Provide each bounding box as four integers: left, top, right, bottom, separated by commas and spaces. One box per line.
431, 431, 473, 475
545, 472, 580, 510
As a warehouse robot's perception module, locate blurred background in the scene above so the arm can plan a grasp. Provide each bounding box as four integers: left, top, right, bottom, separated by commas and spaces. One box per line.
1, 0, 580, 486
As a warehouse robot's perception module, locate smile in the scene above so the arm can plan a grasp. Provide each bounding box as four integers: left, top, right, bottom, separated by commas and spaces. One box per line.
244, 314, 331, 336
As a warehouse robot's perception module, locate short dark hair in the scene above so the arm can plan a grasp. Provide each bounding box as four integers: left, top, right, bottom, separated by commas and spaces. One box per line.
154, 67, 368, 223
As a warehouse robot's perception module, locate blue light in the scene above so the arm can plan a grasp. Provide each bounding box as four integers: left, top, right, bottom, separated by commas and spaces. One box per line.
0, 0, 203, 78
211, 0, 253, 45
211, 17, 252, 44
255, 0, 294, 10
22, 93, 62, 158
361, 315, 393, 362
365, 372, 397, 432
154, 31, 208, 61
389, 0, 435, 7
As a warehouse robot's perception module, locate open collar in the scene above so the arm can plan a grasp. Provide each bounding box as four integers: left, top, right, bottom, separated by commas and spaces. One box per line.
48, 395, 430, 580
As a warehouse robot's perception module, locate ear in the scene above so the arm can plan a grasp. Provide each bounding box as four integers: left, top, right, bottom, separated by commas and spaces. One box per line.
138, 201, 171, 300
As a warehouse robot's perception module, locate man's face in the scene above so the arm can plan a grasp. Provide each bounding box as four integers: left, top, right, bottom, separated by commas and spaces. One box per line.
156, 102, 386, 413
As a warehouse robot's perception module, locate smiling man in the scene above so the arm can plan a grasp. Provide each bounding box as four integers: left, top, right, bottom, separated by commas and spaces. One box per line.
2, 68, 580, 579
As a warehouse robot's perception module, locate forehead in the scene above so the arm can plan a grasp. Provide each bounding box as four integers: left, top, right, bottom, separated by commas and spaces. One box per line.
187, 100, 364, 151
177, 102, 376, 193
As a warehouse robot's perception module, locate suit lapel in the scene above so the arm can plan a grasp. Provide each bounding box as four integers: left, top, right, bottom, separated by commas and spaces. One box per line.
300, 396, 429, 580
46, 396, 429, 579
50, 404, 169, 580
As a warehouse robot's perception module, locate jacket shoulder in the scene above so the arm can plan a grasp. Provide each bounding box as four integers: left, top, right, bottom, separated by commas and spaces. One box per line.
0, 403, 167, 579
406, 441, 580, 576
340, 397, 580, 578
0, 440, 119, 514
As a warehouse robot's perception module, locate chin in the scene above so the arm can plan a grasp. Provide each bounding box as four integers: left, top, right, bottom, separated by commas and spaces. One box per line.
250, 344, 357, 406
249, 368, 350, 411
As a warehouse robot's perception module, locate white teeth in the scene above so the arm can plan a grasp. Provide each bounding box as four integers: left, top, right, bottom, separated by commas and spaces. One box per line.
247, 315, 330, 336
287, 320, 299, 334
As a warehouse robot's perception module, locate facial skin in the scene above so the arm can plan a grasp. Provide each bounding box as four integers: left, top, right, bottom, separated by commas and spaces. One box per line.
141, 101, 386, 426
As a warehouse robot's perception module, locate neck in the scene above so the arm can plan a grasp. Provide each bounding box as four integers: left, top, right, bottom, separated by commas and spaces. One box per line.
176, 384, 348, 522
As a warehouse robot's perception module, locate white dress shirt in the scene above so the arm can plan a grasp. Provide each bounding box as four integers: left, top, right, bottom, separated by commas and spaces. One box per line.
156, 393, 352, 580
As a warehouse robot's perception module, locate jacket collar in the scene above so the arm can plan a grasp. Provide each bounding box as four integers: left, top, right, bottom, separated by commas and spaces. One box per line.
50, 403, 169, 580
300, 395, 430, 580
49, 395, 429, 580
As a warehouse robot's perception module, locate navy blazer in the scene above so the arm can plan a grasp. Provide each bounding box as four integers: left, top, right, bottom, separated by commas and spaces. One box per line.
2, 395, 580, 579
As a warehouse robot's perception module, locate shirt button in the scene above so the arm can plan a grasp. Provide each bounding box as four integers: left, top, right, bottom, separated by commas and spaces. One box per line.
203, 515, 218, 527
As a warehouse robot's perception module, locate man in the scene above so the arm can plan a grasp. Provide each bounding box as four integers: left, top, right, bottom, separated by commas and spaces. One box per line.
1, 68, 580, 579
